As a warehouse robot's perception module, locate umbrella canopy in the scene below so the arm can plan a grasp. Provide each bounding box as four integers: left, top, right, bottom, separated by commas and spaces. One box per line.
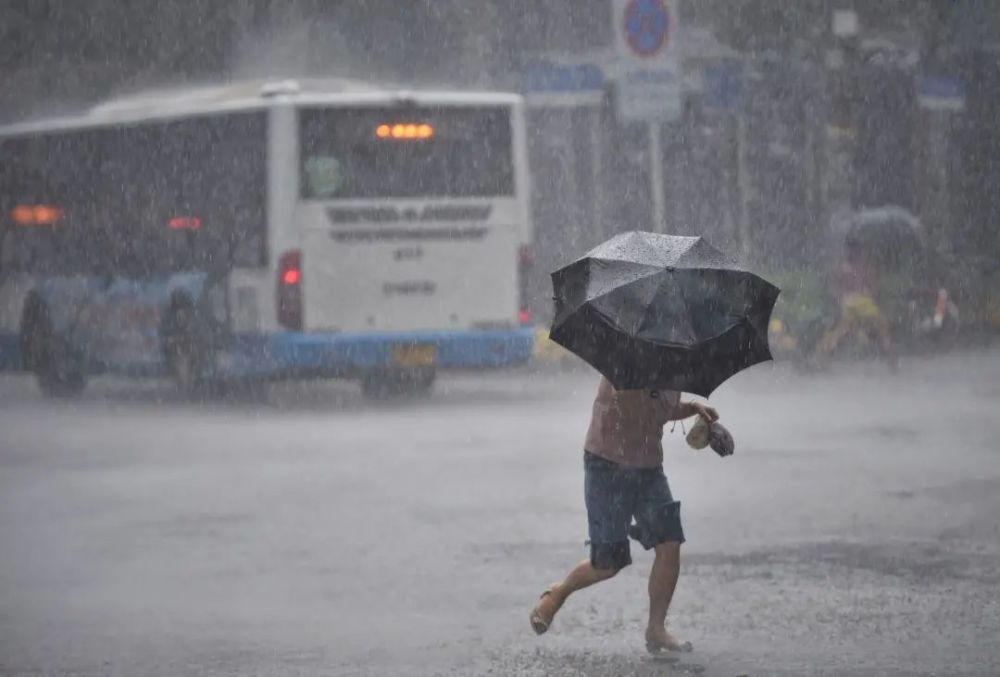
549, 231, 780, 397
842, 207, 927, 270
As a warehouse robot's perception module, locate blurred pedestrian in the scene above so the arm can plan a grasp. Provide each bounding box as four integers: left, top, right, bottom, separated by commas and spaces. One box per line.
815, 238, 897, 369
529, 377, 718, 654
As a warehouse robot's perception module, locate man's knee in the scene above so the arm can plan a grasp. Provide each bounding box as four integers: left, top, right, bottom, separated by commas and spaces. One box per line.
653, 540, 682, 558
590, 540, 632, 572
592, 564, 622, 579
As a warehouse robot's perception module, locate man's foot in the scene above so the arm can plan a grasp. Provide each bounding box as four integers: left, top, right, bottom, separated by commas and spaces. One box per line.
529, 584, 563, 635
645, 626, 693, 654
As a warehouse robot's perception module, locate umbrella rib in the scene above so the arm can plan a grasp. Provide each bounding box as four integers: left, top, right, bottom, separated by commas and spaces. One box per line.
629, 271, 697, 346
553, 262, 664, 331
584, 270, 701, 349
584, 264, 667, 306
585, 301, 696, 351
643, 272, 778, 346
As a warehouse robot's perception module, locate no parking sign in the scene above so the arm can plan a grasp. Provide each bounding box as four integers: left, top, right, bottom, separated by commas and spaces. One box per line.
612, 0, 681, 122
624, 0, 670, 57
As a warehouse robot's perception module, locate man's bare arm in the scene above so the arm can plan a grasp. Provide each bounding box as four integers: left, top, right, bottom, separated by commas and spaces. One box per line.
669, 400, 719, 423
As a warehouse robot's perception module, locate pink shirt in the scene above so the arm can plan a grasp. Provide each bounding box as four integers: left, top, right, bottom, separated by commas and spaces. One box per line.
583, 377, 682, 468
836, 260, 875, 298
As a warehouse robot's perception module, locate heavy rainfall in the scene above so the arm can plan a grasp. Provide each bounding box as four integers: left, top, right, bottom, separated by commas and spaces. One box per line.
0, 2, 998, 676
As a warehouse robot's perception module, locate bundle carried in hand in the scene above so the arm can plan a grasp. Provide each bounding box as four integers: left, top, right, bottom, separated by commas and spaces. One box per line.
686, 416, 735, 457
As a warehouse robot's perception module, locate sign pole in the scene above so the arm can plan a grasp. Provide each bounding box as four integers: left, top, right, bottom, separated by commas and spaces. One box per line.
590, 110, 605, 239
648, 121, 666, 233
736, 113, 751, 260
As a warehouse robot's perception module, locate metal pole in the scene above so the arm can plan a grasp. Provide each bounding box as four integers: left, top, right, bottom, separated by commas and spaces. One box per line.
736, 114, 751, 260
590, 109, 604, 240
720, 117, 736, 250
649, 121, 666, 233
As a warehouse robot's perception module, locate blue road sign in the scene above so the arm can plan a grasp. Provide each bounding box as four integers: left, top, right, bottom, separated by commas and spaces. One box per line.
624, 0, 670, 57
918, 75, 966, 111
613, 0, 681, 121
703, 61, 745, 112
522, 60, 605, 106
522, 61, 604, 95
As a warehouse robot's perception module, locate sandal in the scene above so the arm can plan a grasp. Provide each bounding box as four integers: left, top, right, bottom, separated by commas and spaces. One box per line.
529, 586, 560, 635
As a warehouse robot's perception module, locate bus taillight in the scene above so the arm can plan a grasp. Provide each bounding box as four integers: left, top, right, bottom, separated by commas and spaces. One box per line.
11, 204, 63, 226
518, 245, 534, 326
277, 250, 303, 331
168, 216, 201, 230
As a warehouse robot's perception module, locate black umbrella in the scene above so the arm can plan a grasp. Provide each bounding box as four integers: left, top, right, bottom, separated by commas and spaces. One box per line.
846, 206, 922, 239
843, 207, 926, 269
549, 231, 780, 397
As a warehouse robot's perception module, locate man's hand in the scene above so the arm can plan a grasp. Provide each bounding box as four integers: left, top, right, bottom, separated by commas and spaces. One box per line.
690, 401, 719, 423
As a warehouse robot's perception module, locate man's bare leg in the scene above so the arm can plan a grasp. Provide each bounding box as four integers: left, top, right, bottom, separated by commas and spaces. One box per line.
531, 559, 618, 632
874, 319, 898, 371
646, 541, 692, 652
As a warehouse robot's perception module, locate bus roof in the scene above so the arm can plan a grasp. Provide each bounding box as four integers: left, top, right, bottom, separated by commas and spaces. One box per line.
0, 78, 523, 137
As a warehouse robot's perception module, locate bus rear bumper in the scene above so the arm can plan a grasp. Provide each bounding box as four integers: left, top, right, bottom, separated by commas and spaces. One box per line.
215, 328, 536, 380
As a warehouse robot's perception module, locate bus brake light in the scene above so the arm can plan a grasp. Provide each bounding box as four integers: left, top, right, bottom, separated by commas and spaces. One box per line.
277, 250, 303, 331
168, 216, 202, 230
282, 268, 301, 286
11, 204, 63, 226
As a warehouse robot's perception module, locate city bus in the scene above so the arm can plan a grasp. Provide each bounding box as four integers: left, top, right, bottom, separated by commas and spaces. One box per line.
0, 79, 535, 397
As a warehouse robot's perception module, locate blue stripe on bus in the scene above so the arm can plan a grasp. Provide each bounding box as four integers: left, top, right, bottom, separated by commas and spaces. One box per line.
2, 271, 535, 379
217, 328, 536, 379
0, 327, 534, 379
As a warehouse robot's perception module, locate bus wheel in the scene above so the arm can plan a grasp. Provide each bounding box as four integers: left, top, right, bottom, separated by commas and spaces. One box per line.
361, 367, 436, 400
23, 309, 87, 398
409, 367, 437, 395
164, 303, 212, 396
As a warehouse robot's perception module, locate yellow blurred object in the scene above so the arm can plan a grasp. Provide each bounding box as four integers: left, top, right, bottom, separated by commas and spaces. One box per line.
769, 318, 784, 333
841, 293, 883, 322
778, 334, 798, 351
533, 328, 573, 364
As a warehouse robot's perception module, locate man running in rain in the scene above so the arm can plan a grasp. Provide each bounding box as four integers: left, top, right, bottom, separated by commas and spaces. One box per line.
529, 377, 718, 654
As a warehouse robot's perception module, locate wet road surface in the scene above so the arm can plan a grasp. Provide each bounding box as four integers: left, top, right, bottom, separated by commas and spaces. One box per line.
1, 349, 999, 676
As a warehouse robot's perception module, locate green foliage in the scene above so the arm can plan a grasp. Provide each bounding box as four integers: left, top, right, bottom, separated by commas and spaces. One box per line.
767, 269, 831, 325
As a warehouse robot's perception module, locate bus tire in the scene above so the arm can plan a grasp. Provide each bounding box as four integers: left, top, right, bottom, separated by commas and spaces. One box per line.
410, 367, 437, 396
22, 304, 87, 398
20, 297, 46, 372
163, 301, 213, 397
361, 367, 436, 400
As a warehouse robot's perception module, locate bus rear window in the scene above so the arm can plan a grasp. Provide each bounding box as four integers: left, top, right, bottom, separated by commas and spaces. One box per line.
299, 107, 514, 199
0, 112, 267, 276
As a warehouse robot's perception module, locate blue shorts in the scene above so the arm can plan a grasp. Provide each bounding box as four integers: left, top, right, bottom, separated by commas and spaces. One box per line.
584, 451, 685, 571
